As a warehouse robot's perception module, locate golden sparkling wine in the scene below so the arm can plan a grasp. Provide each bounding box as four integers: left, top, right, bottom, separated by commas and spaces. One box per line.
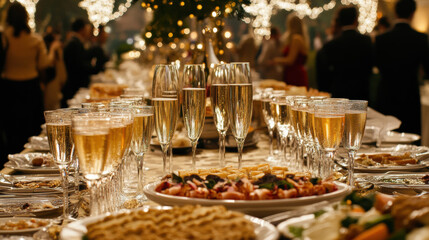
153, 98, 179, 145
46, 123, 74, 165
274, 103, 288, 132
228, 83, 253, 140
131, 114, 154, 154
296, 109, 308, 140
210, 84, 230, 132
73, 132, 109, 179
290, 108, 300, 134
305, 111, 316, 142
182, 88, 206, 141
105, 125, 128, 173
314, 115, 345, 151
344, 111, 367, 150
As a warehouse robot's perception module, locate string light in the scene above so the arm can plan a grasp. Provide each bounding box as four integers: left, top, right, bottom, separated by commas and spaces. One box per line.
79, 0, 133, 35
244, 0, 378, 38
11, 0, 39, 30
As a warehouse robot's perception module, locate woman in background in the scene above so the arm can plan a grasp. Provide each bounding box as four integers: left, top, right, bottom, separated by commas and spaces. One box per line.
273, 14, 309, 88
0, 2, 60, 164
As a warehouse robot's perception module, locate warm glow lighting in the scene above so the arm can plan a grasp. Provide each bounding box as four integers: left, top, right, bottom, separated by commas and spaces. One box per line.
244, 0, 377, 38
224, 31, 232, 39
190, 31, 198, 40
184, 28, 191, 34
168, 32, 173, 38
177, 20, 183, 26
179, 42, 185, 49
197, 4, 202, 10
211, 11, 217, 17
79, 0, 133, 34
171, 43, 177, 49
197, 43, 203, 49
145, 32, 152, 38
213, 27, 218, 33
226, 42, 233, 49
157, 42, 163, 47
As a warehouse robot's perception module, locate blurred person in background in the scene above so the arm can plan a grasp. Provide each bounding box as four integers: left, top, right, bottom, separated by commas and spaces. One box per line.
88, 25, 110, 74
316, 6, 373, 100
273, 14, 309, 88
61, 18, 95, 108
235, 24, 257, 69
257, 27, 283, 81
42, 27, 66, 110
0, 2, 60, 165
375, 0, 429, 135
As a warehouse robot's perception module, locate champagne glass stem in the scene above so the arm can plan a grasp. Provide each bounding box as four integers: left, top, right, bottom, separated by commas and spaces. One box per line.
276, 129, 281, 155
347, 150, 356, 187
136, 153, 146, 198
87, 180, 98, 216
73, 155, 79, 193
268, 130, 274, 157
324, 151, 335, 179
59, 166, 69, 220
161, 144, 168, 175
191, 141, 197, 169
237, 140, 245, 169
219, 132, 226, 168
168, 142, 173, 174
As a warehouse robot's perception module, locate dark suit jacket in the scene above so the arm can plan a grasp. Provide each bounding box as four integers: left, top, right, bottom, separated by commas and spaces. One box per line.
61, 36, 94, 107
375, 23, 429, 134
316, 29, 373, 100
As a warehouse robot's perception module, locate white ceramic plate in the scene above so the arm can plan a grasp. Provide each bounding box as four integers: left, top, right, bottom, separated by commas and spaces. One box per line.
60, 206, 279, 240
5, 153, 59, 174
0, 217, 52, 234
383, 131, 420, 144
277, 214, 315, 238
0, 174, 73, 195
336, 145, 429, 173
0, 197, 63, 217
143, 182, 351, 217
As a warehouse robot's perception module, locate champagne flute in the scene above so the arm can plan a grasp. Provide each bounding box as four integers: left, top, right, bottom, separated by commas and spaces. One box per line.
260, 89, 275, 161
344, 100, 368, 186
314, 102, 345, 178
228, 62, 253, 169
152, 64, 179, 175
182, 64, 206, 169
44, 109, 75, 221
210, 64, 230, 167
72, 113, 111, 216
131, 106, 154, 199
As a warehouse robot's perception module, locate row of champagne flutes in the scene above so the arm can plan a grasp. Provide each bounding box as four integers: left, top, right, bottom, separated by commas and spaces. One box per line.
44, 97, 154, 220
155, 62, 253, 171
261, 90, 368, 186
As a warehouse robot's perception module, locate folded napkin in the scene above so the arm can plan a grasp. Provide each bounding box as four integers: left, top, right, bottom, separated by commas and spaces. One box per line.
365, 107, 402, 146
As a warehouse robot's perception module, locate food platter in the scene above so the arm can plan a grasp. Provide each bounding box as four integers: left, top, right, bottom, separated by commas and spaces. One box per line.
5, 153, 59, 174
0, 197, 63, 217
0, 217, 52, 234
0, 174, 73, 195
143, 182, 351, 217
357, 172, 429, 191
60, 206, 279, 240
336, 145, 429, 173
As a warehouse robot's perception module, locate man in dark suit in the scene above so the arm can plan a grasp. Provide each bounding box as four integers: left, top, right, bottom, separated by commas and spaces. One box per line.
316, 6, 373, 100
375, 0, 429, 135
61, 18, 95, 107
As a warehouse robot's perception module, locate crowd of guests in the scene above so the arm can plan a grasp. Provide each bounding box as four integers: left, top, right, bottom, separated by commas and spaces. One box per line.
244, 0, 428, 136
0, 2, 108, 165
